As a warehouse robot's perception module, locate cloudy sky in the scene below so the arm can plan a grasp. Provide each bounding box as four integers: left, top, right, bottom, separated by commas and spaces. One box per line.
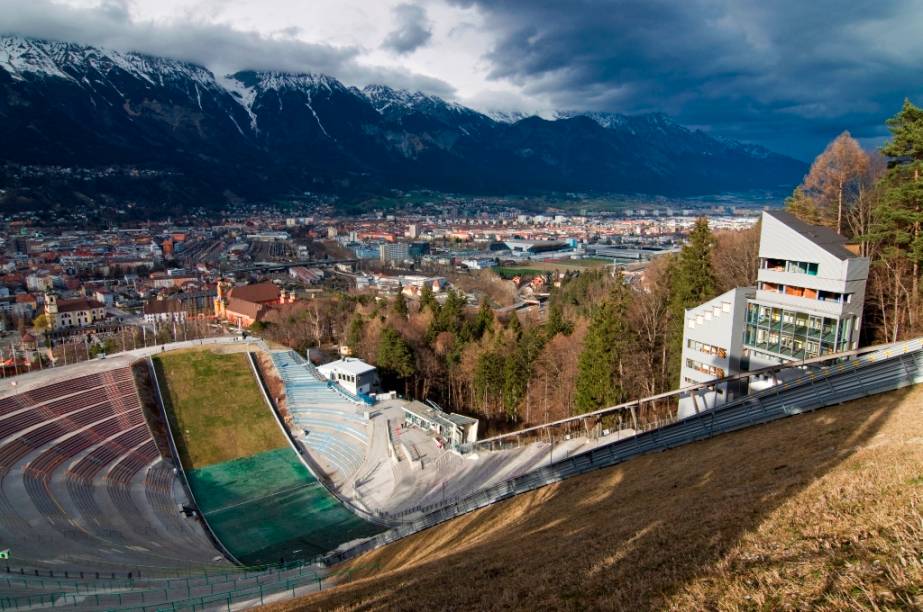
4, 0, 923, 160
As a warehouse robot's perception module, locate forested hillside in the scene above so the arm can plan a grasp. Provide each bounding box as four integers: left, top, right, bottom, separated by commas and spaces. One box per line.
253, 222, 755, 434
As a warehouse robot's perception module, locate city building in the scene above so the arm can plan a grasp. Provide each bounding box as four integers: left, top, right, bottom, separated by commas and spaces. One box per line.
677, 210, 869, 418
460, 258, 497, 270
408, 241, 430, 258
93, 288, 114, 307
26, 273, 54, 292
379, 242, 410, 263
289, 266, 324, 285
317, 358, 379, 396
142, 298, 188, 323
213, 281, 295, 328
43, 293, 106, 330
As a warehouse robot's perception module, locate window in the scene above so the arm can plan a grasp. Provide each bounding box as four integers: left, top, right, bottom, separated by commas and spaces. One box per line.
687, 339, 728, 359
763, 258, 786, 271
785, 260, 819, 275
685, 358, 725, 378
761, 282, 843, 304
745, 304, 845, 359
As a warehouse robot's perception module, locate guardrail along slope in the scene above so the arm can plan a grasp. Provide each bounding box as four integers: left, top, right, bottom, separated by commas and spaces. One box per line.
325, 340, 923, 564
274, 374, 923, 611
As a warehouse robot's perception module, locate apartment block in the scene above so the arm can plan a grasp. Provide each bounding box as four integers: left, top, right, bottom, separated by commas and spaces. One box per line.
379, 242, 410, 263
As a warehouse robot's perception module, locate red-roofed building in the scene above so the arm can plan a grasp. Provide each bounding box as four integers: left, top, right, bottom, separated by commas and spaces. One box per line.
44, 294, 106, 330
213, 281, 296, 328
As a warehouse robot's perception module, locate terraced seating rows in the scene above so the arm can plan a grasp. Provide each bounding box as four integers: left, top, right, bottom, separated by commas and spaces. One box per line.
24, 407, 145, 517
0, 365, 225, 578
0, 368, 133, 417
66, 423, 150, 519
108, 439, 158, 505
303, 432, 364, 475
271, 351, 371, 480
297, 417, 369, 443
0, 381, 137, 440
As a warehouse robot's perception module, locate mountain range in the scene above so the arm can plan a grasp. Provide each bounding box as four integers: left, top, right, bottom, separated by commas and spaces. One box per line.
0, 36, 806, 212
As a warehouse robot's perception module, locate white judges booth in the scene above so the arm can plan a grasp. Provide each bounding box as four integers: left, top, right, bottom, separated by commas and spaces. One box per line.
317, 358, 379, 396
402, 401, 479, 447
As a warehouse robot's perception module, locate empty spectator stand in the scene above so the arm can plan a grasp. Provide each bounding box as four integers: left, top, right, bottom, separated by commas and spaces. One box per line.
270, 351, 371, 481
0, 367, 223, 576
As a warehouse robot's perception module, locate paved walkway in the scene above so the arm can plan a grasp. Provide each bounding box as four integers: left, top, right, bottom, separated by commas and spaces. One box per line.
0, 336, 262, 400
326, 398, 637, 521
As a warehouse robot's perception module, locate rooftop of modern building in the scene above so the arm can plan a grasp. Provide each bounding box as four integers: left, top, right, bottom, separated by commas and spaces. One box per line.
402, 401, 477, 430
317, 358, 377, 376
763, 210, 859, 261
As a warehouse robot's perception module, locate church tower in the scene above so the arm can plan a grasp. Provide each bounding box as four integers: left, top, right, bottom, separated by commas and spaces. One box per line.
213, 280, 229, 318
44, 293, 58, 315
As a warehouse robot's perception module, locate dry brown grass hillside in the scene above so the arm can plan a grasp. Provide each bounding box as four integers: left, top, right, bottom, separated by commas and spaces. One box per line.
269, 385, 923, 611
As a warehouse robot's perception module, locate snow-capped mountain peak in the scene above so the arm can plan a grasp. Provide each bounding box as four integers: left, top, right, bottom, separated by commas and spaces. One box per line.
229, 70, 344, 94
0, 33, 806, 209
362, 84, 471, 118
0, 35, 218, 91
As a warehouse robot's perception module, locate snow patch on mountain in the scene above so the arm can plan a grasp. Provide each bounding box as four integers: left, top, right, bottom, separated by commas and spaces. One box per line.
217, 73, 259, 133
363, 84, 471, 118
0, 35, 219, 92
0, 36, 74, 81
233, 71, 343, 94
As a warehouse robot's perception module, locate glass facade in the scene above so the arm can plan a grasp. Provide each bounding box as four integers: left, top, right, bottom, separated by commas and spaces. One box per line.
745, 303, 853, 360
762, 258, 819, 275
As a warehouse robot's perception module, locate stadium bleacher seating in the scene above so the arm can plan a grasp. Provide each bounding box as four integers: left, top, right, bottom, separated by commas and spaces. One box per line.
0, 365, 224, 576
0, 354, 345, 610
270, 351, 371, 481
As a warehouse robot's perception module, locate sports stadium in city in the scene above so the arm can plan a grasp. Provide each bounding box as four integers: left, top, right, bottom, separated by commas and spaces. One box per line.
0, 330, 921, 610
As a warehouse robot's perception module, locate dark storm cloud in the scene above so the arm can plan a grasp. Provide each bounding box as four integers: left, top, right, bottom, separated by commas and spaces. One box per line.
455, 0, 923, 159
382, 4, 433, 55
0, 0, 455, 97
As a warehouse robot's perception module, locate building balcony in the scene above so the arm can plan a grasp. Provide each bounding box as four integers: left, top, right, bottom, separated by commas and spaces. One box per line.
753, 291, 847, 318
757, 269, 851, 293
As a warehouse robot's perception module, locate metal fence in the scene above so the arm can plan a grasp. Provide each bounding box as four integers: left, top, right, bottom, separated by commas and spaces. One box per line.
5, 339, 921, 609
323, 339, 923, 565
0, 560, 328, 611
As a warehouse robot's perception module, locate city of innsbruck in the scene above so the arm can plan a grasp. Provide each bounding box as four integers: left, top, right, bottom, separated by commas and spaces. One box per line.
1, 1, 922, 610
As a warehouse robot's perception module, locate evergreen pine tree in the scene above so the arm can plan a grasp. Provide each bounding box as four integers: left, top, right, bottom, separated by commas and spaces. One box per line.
420, 284, 438, 313
545, 300, 572, 337
345, 316, 364, 353
574, 275, 630, 413
393, 288, 408, 317
507, 312, 522, 339
875, 99, 923, 320
473, 347, 505, 414
474, 300, 494, 339
666, 217, 717, 385
377, 327, 415, 394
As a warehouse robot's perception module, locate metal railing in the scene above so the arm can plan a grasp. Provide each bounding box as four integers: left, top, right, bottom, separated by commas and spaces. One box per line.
466, 338, 920, 452
323, 338, 923, 565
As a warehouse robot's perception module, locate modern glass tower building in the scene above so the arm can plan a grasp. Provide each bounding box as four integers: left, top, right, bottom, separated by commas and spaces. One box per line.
743, 210, 869, 369
678, 209, 868, 418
